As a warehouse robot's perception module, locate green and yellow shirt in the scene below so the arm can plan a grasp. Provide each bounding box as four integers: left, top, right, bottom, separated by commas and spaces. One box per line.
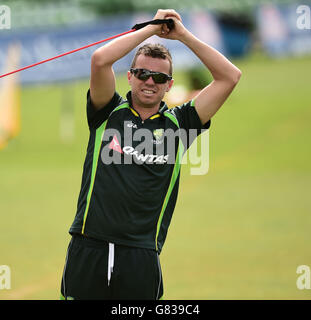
69, 90, 210, 253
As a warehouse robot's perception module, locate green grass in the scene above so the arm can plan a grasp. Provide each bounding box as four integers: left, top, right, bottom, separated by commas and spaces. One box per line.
0, 53, 310, 299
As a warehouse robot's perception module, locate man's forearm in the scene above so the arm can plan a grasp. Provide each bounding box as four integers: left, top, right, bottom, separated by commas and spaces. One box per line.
92, 26, 157, 67
180, 30, 241, 83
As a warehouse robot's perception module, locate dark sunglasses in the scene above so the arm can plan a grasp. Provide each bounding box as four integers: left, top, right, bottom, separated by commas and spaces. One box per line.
130, 68, 172, 84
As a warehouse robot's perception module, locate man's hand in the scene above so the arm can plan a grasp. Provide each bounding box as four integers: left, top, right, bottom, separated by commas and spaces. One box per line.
152, 9, 242, 125
151, 9, 186, 40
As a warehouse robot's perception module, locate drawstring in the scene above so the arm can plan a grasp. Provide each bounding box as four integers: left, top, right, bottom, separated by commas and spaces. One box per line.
156, 253, 162, 300
107, 243, 115, 286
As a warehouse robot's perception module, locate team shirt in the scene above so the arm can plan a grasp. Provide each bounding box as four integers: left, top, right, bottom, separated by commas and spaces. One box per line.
69, 90, 210, 253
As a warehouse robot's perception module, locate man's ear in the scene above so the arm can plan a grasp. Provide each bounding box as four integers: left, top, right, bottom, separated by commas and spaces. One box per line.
127, 71, 132, 84
166, 79, 174, 92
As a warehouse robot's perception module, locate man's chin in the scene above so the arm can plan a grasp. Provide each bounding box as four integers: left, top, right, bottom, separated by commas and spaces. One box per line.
131, 91, 163, 109
139, 96, 161, 108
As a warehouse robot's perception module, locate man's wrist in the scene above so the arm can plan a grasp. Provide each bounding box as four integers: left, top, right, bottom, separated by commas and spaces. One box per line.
140, 24, 159, 36
179, 29, 196, 46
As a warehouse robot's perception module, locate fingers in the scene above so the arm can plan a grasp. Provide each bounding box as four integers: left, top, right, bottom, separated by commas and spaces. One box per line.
162, 16, 179, 33
162, 23, 170, 34
155, 9, 182, 22
164, 10, 182, 22
154, 9, 185, 39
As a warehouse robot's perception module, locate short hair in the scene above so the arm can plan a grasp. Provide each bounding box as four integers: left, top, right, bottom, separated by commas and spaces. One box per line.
131, 43, 173, 76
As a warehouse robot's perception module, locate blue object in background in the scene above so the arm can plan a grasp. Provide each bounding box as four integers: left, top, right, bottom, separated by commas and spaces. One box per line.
218, 23, 252, 58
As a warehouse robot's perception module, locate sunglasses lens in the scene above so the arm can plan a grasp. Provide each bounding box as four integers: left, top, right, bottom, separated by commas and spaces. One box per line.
137, 70, 150, 81
132, 69, 170, 84
152, 73, 167, 84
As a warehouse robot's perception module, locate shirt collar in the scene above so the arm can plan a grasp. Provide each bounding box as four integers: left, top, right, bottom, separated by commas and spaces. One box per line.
126, 91, 168, 117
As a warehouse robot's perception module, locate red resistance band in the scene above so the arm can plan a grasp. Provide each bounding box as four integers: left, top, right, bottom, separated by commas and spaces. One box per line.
0, 19, 174, 79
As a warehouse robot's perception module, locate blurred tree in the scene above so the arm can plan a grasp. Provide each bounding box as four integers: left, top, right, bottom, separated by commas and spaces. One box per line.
188, 68, 212, 89
77, 0, 166, 14
78, 0, 136, 14
76, 0, 303, 15
5, 0, 302, 15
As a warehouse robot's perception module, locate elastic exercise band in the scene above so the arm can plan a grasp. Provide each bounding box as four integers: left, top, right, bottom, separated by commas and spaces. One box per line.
0, 19, 174, 79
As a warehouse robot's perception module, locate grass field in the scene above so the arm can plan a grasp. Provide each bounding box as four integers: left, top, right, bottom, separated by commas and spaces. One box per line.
0, 53, 310, 300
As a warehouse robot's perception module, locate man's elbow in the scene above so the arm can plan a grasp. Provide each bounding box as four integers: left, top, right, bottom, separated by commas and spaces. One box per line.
91, 49, 110, 68
230, 68, 242, 86
216, 68, 242, 88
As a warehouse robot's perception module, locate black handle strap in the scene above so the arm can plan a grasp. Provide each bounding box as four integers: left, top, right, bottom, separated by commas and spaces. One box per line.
132, 18, 174, 31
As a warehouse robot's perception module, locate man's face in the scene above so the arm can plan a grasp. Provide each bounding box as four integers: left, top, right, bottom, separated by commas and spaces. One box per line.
127, 54, 174, 108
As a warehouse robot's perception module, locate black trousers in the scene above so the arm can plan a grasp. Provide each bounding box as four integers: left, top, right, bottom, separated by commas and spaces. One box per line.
61, 235, 163, 300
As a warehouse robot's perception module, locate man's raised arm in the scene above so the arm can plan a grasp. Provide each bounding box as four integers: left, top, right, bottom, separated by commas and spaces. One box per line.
160, 15, 242, 125
90, 10, 182, 110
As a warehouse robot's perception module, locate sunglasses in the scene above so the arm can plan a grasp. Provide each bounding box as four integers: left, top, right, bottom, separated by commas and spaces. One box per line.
130, 68, 172, 84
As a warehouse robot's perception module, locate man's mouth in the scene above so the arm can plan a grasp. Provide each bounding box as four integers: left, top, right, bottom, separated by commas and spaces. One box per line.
142, 89, 156, 95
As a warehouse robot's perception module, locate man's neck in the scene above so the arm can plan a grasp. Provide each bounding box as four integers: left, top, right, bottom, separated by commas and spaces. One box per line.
130, 92, 161, 121
133, 103, 160, 121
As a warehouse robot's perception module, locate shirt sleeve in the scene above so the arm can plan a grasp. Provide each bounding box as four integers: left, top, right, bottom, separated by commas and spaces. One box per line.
170, 99, 211, 150
86, 89, 124, 129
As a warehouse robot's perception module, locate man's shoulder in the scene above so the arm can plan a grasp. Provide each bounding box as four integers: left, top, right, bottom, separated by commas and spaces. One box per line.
87, 90, 128, 129
163, 100, 193, 124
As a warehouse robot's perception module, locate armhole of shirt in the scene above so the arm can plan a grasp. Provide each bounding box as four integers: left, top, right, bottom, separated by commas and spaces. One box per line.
189, 98, 211, 130
87, 91, 124, 129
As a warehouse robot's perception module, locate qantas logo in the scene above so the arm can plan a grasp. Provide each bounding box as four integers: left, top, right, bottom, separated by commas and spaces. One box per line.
109, 135, 123, 154
123, 146, 169, 164
107, 134, 168, 164
101, 124, 210, 174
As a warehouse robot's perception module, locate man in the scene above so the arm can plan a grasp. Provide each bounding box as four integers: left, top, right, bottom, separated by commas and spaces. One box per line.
61, 9, 241, 300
